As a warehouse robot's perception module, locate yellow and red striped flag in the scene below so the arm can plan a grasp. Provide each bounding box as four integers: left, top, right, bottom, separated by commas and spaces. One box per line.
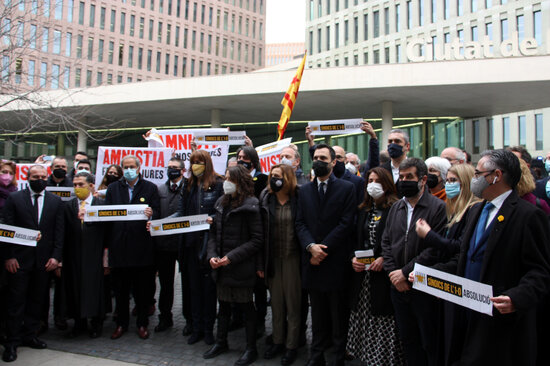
277, 51, 307, 140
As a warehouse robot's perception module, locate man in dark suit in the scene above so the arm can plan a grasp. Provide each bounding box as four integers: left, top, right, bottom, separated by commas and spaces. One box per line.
105, 155, 160, 340
296, 144, 356, 366
62, 171, 106, 338
439, 149, 550, 365
46, 157, 73, 187
332, 146, 365, 203
2, 165, 64, 362
381, 129, 410, 184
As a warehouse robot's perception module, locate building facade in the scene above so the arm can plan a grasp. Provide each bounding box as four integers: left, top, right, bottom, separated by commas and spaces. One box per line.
264, 42, 305, 66
305, 0, 550, 159
1, 0, 266, 91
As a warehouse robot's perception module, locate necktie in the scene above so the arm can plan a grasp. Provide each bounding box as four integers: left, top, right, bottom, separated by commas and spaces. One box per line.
80, 200, 87, 225
171, 183, 178, 192
318, 182, 325, 202
33, 193, 40, 222
474, 202, 494, 248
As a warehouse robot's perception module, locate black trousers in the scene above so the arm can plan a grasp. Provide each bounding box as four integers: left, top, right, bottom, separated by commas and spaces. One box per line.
308, 288, 350, 365
183, 244, 217, 333
6, 267, 50, 347
154, 250, 178, 322
112, 266, 155, 328
41, 272, 65, 325
218, 300, 256, 348
390, 288, 439, 366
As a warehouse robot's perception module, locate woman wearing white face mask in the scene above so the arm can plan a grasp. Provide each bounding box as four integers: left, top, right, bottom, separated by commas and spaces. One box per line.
204, 165, 263, 366
347, 167, 404, 365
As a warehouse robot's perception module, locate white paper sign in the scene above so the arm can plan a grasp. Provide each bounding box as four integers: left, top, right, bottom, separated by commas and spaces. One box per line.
412, 263, 494, 316
308, 118, 363, 136
355, 249, 375, 270
94, 146, 174, 187
147, 129, 229, 176
256, 138, 293, 174
149, 214, 210, 236
46, 187, 75, 201
194, 131, 246, 146
0, 224, 40, 247
83, 204, 149, 222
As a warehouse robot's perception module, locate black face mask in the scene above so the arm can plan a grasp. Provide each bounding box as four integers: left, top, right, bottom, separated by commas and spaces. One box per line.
106, 174, 119, 185
387, 143, 404, 159
29, 179, 47, 193
52, 168, 67, 179
167, 168, 182, 181
333, 160, 346, 178
312, 160, 331, 178
397, 180, 421, 198
426, 174, 440, 189
270, 177, 284, 192
237, 160, 252, 171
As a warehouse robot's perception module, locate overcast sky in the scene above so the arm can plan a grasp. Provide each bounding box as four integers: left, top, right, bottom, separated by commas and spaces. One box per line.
265, 0, 306, 44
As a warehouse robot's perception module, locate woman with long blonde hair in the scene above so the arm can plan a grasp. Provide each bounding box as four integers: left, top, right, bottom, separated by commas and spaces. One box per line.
415, 163, 480, 256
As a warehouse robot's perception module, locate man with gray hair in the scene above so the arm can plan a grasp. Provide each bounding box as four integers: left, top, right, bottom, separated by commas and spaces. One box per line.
435, 149, 550, 365
440, 147, 466, 165
104, 155, 160, 340
425, 157, 451, 201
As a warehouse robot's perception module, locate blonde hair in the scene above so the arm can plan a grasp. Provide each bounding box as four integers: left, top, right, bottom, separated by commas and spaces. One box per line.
446, 164, 481, 227
516, 159, 536, 197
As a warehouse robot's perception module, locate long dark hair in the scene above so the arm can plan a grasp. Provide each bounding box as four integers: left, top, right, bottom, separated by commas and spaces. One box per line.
221, 165, 254, 208
236, 146, 261, 171
267, 164, 297, 196
98, 164, 123, 190
187, 150, 222, 191
359, 167, 399, 210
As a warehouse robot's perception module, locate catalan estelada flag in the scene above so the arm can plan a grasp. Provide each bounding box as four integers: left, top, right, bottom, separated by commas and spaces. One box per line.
277, 51, 307, 140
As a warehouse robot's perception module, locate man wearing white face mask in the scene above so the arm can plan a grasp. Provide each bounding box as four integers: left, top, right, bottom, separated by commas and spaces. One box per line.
279, 145, 308, 186
104, 155, 160, 340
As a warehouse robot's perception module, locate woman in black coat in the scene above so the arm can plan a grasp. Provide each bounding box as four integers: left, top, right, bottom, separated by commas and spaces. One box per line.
203, 165, 263, 366
176, 150, 224, 345
347, 167, 404, 365
259, 164, 300, 365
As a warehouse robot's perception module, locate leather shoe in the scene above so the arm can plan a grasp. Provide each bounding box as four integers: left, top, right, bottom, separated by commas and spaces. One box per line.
187, 331, 204, 345
23, 337, 47, 349
203, 342, 228, 359
182, 324, 193, 336
281, 348, 298, 365
110, 326, 126, 340
2, 346, 17, 362
235, 347, 258, 366
138, 326, 149, 339
154, 319, 173, 332
264, 343, 284, 359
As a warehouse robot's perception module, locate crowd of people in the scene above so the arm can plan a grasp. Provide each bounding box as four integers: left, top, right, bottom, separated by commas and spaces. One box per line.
1, 123, 550, 366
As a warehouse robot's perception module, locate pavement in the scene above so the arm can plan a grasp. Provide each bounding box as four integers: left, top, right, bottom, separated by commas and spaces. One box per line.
21, 267, 340, 366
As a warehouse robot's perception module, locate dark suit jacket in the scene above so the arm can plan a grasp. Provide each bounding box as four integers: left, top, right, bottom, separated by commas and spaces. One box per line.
2, 189, 64, 270
341, 169, 365, 204
440, 190, 550, 366
104, 176, 160, 268
534, 177, 550, 207
295, 174, 356, 291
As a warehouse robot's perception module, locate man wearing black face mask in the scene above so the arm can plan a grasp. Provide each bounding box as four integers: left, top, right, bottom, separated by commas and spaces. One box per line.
296, 144, 356, 366
152, 157, 186, 332
46, 157, 72, 187
380, 158, 447, 366
2, 165, 64, 362
382, 129, 411, 184
332, 146, 365, 203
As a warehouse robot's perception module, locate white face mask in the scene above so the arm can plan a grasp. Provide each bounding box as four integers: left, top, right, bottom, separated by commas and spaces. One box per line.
345, 162, 357, 175
280, 157, 294, 166
223, 180, 237, 195
367, 182, 385, 199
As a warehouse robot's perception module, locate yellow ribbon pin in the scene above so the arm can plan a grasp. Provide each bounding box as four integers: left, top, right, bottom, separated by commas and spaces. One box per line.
140, 197, 145, 202
497, 215, 504, 222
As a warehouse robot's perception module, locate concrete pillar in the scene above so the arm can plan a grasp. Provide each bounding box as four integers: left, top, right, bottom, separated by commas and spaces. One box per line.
210, 108, 221, 128
17, 142, 25, 158
381, 101, 393, 147
77, 129, 88, 153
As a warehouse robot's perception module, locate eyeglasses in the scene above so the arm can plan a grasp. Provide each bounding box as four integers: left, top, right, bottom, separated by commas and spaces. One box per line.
474, 169, 495, 178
